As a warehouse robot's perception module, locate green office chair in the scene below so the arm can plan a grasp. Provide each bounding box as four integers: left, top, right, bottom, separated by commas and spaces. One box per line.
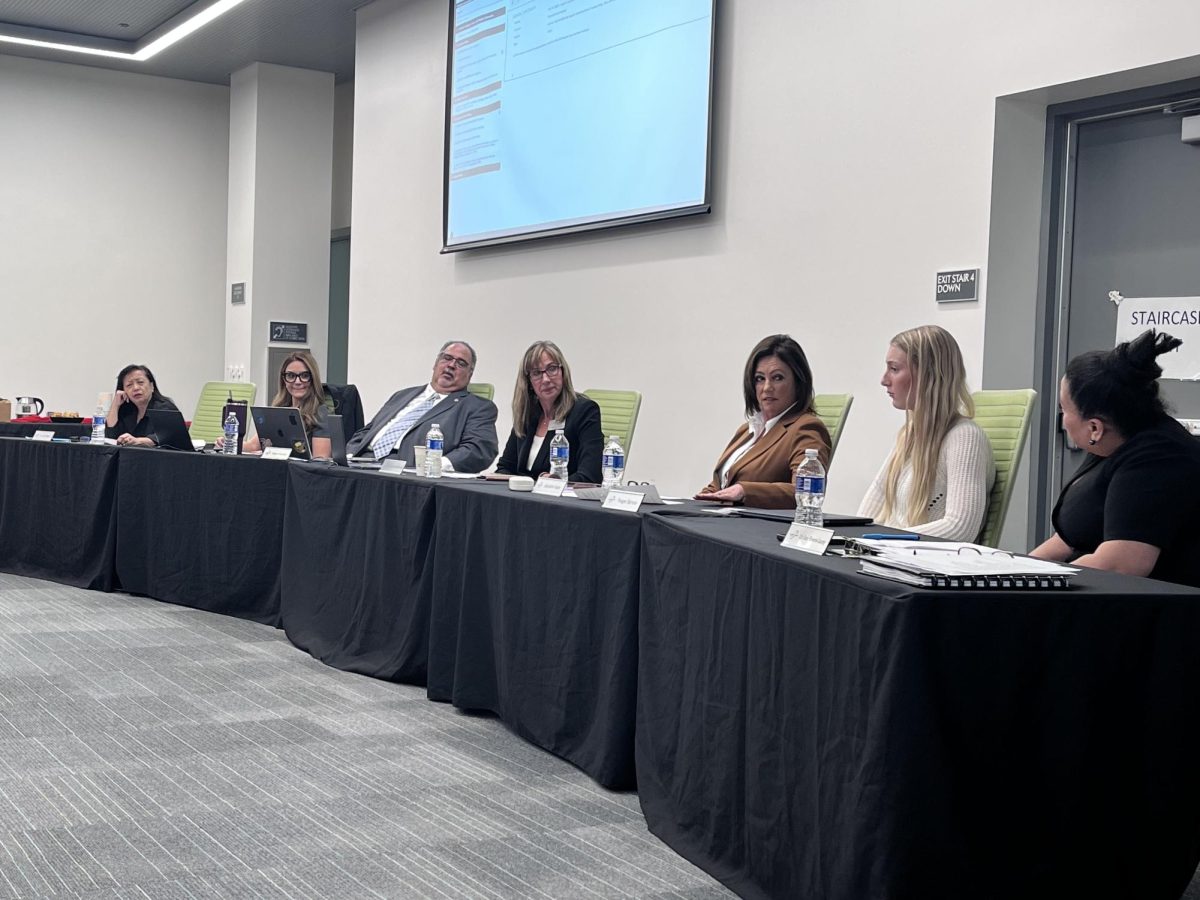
190, 381, 258, 443
812, 393, 854, 464
583, 389, 642, 460
467, 382, 495, 402
972, 389, 1037, 548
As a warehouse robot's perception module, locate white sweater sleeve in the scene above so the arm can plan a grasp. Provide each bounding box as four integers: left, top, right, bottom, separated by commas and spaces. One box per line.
857, 455, 889, 519
908, 420, 995, 540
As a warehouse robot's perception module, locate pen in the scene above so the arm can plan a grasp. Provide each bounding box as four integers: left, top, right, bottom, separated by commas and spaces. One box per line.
861, 533, 920, 541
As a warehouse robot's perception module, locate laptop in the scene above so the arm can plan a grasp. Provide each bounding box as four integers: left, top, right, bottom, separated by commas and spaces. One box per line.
250, 406, 312, 459
145, 408, 198, 452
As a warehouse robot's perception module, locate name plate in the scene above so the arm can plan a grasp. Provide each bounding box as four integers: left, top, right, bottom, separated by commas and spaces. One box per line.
532, 476, 568, 497
261, 447, 292, 460
380, 459, 407, 476
781, 523, 835, 555
602, 488, 645, 512
31, 430, 54, 442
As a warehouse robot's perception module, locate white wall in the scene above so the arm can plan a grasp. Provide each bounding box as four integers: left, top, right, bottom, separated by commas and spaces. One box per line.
0, 54, 228, 418
347, 0, 1200, 506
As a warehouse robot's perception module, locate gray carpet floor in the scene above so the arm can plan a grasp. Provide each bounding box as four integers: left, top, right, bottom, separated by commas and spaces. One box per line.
0, 572, 732, 900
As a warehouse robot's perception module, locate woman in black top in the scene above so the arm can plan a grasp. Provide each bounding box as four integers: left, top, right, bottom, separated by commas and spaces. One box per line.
104, 364, 178, 447
495, 340, 603, 484
1031, 330, 1200, 587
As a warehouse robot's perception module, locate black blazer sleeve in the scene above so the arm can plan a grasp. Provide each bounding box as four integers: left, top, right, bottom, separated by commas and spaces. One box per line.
496, 427, 525, 475
567, 396, 604, 484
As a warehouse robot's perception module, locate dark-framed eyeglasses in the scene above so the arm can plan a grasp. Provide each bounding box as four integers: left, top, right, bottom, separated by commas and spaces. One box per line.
439, 353, 472, 370
283, 371, 313, 384
528, 364, 562, 381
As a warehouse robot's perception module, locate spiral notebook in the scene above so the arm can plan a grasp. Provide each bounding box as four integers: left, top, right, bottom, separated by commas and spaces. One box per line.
855, 541, 1078, 590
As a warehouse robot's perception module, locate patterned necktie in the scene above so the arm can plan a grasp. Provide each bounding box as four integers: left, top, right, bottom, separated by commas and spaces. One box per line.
371, 395, 441, 460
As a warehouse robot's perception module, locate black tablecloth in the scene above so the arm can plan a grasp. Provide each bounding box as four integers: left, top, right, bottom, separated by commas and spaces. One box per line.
280, 466, 435, 681
426, 481, 642, 789
0, 423, 91, 440
0, 437, 118, 589
636, 513, 1200, 900
115, 449, 286, 625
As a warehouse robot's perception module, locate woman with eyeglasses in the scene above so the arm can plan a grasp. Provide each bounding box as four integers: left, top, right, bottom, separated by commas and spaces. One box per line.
495, 341, 603, 483
223, 350, 332, 457
1030, 330, 1200, 586
695, 334, 831, 507
858, 325, 994, 540
105, 363, 179, 447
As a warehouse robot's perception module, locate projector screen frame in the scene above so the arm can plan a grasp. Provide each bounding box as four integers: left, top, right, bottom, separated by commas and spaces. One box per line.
440, 0, 718, 254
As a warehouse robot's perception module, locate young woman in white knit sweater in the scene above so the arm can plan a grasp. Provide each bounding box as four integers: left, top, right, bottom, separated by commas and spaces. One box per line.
857, 325, 995, 540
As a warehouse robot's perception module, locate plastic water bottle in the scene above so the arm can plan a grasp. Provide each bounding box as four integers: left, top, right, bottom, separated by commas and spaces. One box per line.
425, 424, 444, 478
222, 412, 239, 455
602, 435, 625, 487
794, 448, 826, 527
549, 429, 570, 480
91, 405, 107, 443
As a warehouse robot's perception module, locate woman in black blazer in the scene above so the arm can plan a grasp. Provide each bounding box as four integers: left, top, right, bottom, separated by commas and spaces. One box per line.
496, 341, 603, 483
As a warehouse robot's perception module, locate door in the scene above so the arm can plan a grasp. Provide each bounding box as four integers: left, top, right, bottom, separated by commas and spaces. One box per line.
1049, 105, 1200, 516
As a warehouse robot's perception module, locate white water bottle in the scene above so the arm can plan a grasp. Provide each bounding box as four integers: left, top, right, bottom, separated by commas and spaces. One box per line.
794, 449, 826, 527
602, 435, 625, 487
91, 405, 107, 443
222, 412, 239, 455
548, 429, 569, 480
425, 423, 444, 478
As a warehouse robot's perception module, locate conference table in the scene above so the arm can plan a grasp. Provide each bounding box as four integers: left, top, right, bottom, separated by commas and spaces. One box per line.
3, 434, 1200, 900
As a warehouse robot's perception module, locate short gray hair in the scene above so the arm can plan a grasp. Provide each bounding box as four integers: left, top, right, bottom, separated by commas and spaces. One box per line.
439, 340, 477, 369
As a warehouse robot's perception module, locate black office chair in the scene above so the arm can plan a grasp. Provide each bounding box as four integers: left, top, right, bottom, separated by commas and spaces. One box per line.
322, 383, 364, 443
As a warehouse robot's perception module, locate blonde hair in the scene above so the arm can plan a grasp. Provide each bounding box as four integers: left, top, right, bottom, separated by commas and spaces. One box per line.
271, 350, 328, 435
511, 341, 578, 438
879, 325, 974, 526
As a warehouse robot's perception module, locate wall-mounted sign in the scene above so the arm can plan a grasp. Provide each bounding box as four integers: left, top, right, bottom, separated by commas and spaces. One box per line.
1114, 297, 1200, 380
270, 321, 308, 343
231, 282, 245, 305
935, 268, 979, 303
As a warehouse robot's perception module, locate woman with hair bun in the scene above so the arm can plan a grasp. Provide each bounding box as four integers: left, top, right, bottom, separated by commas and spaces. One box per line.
858, 325, 995, 540
1031, 330, 1200, 586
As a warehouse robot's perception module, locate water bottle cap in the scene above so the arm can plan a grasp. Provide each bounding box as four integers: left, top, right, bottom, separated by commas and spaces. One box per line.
805, 448, 818, 457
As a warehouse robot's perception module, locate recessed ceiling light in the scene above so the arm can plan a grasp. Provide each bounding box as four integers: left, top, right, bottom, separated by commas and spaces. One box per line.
0, 0, 250, 61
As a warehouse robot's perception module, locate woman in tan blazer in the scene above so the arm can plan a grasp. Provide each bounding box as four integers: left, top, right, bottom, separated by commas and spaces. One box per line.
696, 334, 832, 508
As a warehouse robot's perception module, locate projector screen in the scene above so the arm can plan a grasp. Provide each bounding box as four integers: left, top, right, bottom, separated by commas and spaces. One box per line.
443, 0, 716, 251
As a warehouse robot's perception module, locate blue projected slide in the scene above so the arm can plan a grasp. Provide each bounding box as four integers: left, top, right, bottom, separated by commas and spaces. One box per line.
444, 0, 715, 250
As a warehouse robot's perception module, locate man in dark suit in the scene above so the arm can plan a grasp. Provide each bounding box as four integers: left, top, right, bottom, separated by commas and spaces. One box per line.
346, 340, 499, 473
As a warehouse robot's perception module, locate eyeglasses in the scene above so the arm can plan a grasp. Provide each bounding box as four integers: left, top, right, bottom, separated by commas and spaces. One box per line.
528, 364, 562, 381
439, 353, 472, 370
283, 371, 313, 383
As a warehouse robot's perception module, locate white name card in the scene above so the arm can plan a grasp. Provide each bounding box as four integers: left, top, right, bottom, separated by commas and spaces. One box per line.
261, 447, 292, 460
781, 523, 835, 555
602, 489, 645, 512
532, 476, 568, 497
380, 459, 407, 476
31, 431, 54, 442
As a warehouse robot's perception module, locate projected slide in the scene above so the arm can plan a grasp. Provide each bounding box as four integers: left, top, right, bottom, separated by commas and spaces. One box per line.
445, 0, 715, 249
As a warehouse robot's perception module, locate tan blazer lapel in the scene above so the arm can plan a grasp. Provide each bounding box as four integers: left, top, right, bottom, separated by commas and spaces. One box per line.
725, 408, 802, 483
712, 423, 752, 484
